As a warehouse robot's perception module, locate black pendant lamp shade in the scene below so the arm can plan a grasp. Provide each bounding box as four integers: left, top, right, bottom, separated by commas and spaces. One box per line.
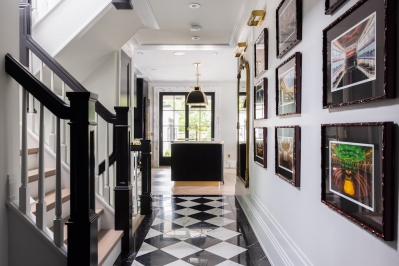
186, 86, 208, 105
186, 63, 208, 106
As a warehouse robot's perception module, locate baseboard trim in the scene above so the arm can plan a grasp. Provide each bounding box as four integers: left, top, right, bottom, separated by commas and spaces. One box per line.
235, 185, 313, 266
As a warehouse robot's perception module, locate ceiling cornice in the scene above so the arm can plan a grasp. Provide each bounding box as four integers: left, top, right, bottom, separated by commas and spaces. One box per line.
131, 0, 160, 29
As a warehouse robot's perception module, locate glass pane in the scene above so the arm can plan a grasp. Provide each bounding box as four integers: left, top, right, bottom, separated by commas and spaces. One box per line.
175, 124, 186, 140
163, 111, 174, 126
239, 95, 247, 142
162, 96, 174, 110
163, 141, 172, 157
174, 95, 186, 110
189, 109, 212, 141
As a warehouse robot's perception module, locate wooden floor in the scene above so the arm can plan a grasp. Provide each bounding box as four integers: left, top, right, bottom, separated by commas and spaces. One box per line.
149, 167, 240, 195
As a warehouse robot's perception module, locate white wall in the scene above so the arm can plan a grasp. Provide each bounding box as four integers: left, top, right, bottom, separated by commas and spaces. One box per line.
236, 0, 399, 265
0, 1, 19, 265
148, 82, 237, 168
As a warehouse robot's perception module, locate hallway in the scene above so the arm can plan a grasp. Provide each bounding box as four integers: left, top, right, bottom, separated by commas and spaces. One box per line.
115, 195, 270, 266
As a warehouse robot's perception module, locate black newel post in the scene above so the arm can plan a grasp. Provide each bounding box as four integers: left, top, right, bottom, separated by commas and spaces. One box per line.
140, 140, 152, 215
66, 92, 99, 266
114, 106, 132, 251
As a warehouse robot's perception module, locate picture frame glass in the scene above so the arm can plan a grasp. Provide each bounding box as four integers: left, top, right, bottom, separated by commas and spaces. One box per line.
254, 127, 266, 166
276, 127, 295, 181
322, 124, 386, 233
277, 57, 296, 115
324, 0, 386, 106
255, 31, 266, 77
255, 81, 265, 119
277, 0, 298, 56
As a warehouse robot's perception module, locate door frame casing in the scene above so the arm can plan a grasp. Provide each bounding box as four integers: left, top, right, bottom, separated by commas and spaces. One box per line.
153, 87, 221, 167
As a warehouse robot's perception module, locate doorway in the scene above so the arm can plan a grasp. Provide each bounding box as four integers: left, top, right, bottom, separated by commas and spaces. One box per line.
159, 92, 215, 166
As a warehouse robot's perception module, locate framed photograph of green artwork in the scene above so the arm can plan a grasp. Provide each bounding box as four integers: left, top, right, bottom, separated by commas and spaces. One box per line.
321, 122, 394, 241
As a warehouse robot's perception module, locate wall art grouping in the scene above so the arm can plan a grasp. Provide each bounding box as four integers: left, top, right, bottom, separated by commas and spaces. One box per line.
254, 127, 267, 168
276, 0, 302, 58
254, 78, 268, 120
275, 126, 301, 187
275, 52, 302, 116
321, 122, 394, 241
322, 0, 396, 108
254, 28, 268, 77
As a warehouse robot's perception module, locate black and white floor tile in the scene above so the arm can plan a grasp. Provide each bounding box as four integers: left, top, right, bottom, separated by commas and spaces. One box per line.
114, 195, 270, 266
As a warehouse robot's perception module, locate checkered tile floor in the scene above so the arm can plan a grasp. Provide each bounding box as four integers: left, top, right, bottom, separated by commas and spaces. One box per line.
114, 195, 270, 266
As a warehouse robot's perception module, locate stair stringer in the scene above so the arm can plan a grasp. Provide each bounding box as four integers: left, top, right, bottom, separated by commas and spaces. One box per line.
7, 201, 67, 266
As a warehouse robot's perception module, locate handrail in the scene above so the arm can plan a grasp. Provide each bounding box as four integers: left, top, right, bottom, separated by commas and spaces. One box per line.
5, 54, 70, 119
24, 36, 116, 123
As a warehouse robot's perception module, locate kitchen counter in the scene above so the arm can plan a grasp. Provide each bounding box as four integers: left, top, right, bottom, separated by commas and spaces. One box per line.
171, 141, 224, 183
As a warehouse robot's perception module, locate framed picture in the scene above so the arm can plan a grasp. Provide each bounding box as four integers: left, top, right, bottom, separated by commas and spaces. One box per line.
254, 78, 268, 120
254, 127, 267, 168
325, 0, 348, 15
275, 126, 300, 187
254, 28, 268, 77
321, 122, 394, 241
275, 52, 301, 116
276, 0, 302, 58
322, 0, 396, 108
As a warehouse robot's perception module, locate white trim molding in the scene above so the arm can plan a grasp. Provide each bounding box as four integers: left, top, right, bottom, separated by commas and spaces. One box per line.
235, 181, 313, 266
152, 86, 221, 167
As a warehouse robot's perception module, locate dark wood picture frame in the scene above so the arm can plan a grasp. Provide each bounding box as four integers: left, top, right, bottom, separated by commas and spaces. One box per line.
254, 78, 268, 120
276, 0, 302, 58
275, 126, 300, 187
275, 52, 301, 116
322, 0, 396, 109
325, 0, 348, 15
254, 127, 267, 168
254, 28, 268, 77
321, 122, 394, 241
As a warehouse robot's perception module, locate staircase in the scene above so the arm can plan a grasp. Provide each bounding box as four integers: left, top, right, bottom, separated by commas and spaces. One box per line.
31, 0, 143, 82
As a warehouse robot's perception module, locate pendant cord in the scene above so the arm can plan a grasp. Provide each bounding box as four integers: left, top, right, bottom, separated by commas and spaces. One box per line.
195, 63, 200, 87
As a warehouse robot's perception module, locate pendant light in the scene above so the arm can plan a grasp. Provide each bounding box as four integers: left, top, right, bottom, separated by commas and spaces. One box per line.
186, 63, 208, 107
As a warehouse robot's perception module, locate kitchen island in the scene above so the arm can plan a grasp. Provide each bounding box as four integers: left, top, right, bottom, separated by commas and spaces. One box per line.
171, 141, 224, 183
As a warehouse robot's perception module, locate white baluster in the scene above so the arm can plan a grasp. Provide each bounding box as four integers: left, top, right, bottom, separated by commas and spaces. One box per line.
36, 103, 47, 230
60, 82, 67, 163
95, 114, 99, 194
19, 88, 30, 215
27, 51, 36, 132
103, 123, 110, 204
49, 71, 56, 152
53, 118, 63, 247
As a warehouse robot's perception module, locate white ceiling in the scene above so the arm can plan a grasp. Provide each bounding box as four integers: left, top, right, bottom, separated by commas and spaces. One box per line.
134, 47, 238, 83
131, 0, 260, 82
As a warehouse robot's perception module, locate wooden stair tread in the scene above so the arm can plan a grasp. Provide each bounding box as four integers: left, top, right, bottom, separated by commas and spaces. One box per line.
28, 168, 56, 183
20, 147, 39, 155
31, 188, 70, 214
49, 209, 104, 244
98, 229, 124, 266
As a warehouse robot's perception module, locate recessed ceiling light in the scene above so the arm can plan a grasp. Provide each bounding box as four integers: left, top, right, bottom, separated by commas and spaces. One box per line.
174, 52, 185, 55
190, 25, 202, 31
212, 52, 219, 55
189, 3, 201, 9
191, 36, 200, 40
137, 52, 143, 54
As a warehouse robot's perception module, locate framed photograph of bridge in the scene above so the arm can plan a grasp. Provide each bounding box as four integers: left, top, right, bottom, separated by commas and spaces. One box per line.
275, 52, 301, 116
321, 122, 394, 241
254, 127, 267, 168
275, 126, 300, 187
322, 0, 396, 108
276, 0, 302, 58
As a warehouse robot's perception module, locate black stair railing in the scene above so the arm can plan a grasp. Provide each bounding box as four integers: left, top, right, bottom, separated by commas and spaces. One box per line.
18, 2, 133, 260
6, 54, 99, 265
